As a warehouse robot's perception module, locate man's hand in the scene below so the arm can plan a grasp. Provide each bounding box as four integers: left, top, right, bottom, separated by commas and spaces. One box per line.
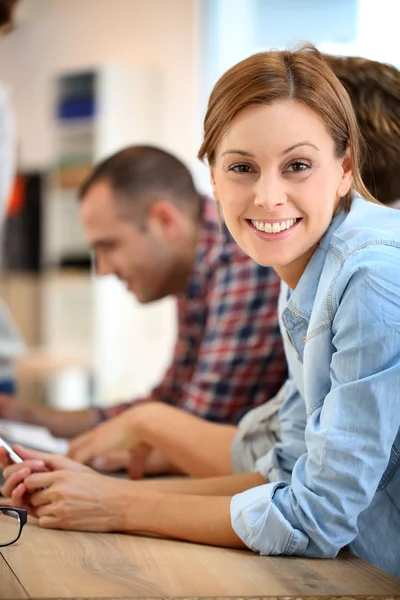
127, 444, 153, 479
84, 445, 173, 480
68, 407, 146, 466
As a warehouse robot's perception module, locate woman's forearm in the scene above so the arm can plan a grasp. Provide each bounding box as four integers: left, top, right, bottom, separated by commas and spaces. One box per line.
123, 489, 246, 548
131, 402, 237, 477
135, 471, 266, 495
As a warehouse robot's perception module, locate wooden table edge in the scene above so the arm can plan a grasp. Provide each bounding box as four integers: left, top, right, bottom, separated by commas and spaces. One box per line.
8, 594, 400, 600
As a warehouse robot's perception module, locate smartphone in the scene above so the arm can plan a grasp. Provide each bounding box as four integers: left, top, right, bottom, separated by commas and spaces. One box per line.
0, 436, 23, 464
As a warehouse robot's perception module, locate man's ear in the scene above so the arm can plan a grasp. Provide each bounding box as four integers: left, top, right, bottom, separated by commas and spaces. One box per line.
147, 201, 182, 240
337, 148, 353, 198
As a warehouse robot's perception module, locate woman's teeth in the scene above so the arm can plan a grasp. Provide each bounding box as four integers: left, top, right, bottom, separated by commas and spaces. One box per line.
251, 218, 298, 233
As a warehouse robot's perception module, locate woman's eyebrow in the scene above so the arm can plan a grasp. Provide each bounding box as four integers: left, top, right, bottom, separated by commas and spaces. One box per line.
221, 149, 256, 157
221, 142, 320, 158
281, 141, 320, 155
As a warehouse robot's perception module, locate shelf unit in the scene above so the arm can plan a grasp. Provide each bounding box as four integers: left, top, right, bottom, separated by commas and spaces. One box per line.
42, 65, 176, 409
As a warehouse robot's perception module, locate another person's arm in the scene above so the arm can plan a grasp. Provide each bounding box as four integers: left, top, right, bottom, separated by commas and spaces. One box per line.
0, 279, 193, 439
68, 402, 237, 477
0, 397, 101, 438
0, 317, 188, 438
0, 362, 185, 438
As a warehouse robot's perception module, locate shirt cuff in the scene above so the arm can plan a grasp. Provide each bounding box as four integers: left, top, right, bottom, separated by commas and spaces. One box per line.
95, 398, 150, 423
230, 483, 308, 556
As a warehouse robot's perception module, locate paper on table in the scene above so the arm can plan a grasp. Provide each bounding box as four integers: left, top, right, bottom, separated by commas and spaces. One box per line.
0, 419, 69, 454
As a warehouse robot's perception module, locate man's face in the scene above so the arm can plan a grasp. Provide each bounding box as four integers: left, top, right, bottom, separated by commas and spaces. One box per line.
79, 181, 185, 303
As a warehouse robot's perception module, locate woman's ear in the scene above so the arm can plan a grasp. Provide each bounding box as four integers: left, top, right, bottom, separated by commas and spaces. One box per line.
210, 168, 224, 231
210, 169, 218, 201
337, 148, 353, 198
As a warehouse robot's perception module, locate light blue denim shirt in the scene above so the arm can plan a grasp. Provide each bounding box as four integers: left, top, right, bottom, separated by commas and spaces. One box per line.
231, 196, 400, 577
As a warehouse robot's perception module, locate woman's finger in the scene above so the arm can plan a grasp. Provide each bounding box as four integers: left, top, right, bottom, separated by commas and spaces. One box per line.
1, 467, 31, 497
3, 459, 45, 479
29, 489, 50, 507
24, 471, 59, 491
0, 447, 13, 468
36, 503, 57, 518
38, 515, 59, 529
12, 445, 53, 463
10, 482, 28, 507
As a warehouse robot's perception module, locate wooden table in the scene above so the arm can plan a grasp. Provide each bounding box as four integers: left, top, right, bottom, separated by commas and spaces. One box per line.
1, 519, 399, 599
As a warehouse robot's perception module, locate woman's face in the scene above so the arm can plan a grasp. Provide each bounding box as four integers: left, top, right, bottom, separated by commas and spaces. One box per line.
211, 100, 353, 288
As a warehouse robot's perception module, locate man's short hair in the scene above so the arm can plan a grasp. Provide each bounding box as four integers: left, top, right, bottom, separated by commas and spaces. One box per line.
79, 145, 202, 219
325, 54, 400, 205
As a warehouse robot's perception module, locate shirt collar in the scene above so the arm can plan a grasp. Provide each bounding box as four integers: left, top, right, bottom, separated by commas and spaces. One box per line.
284, 203, 349, 322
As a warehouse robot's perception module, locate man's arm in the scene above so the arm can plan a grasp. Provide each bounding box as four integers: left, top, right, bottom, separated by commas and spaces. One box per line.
0, 300, 188, 438
69, 258, 286, 476
68, 401, 237, 477
0, 395, 101, 438
130, 258, 286, 476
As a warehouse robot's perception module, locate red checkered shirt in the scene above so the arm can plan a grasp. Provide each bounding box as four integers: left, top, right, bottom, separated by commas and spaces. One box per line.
99, 197, 286, 424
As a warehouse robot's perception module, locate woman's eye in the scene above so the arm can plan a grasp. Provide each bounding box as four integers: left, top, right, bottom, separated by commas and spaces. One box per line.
286, 161, 311, 173
229, 164, 254, 173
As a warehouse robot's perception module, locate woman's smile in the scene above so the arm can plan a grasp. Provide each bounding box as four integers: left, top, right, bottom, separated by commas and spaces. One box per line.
246, 217, 302, 241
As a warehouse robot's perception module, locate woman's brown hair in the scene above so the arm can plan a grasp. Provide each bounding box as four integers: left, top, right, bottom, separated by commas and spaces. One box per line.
198, 44, 376, 210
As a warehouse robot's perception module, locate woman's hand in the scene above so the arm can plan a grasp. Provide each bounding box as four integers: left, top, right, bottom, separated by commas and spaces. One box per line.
23, 469, 132, 532
0, 445, 93, 516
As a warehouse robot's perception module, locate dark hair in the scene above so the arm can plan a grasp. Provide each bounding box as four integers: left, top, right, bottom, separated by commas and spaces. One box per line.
0, 0, 18, 30
79, 145, 202, 219
198, 44, 376, 211
324, 54, 400, 205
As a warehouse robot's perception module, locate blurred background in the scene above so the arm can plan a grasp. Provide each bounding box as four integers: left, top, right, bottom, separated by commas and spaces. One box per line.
0, 0, 398, 413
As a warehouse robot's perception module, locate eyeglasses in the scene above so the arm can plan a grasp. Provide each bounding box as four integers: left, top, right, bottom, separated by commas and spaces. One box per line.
0, 506, 27, 547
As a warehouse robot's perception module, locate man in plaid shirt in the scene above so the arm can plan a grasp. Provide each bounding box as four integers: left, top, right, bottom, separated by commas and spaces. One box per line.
101, 196, 285, 425
0, 146, 286, 475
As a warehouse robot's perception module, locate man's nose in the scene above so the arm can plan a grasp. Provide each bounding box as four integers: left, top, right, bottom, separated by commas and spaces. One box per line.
93, 253, 114, 277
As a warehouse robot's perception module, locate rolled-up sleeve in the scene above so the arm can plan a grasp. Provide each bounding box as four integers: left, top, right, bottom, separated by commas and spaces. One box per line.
231, 247, 400, 558
231, 482, 309, 555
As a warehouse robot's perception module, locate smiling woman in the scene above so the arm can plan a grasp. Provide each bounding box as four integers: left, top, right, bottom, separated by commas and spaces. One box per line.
206, 100, 354, 288
199, 46, 376, 288
196, 44, 400, 576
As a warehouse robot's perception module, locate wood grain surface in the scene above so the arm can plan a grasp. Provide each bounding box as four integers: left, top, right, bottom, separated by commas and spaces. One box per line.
1, 520, 399, 598
0, 553, 27, 598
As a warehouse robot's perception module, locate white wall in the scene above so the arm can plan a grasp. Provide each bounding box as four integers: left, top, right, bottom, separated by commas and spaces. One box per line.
204, 0, 400, 97
0, 0, 204, 173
